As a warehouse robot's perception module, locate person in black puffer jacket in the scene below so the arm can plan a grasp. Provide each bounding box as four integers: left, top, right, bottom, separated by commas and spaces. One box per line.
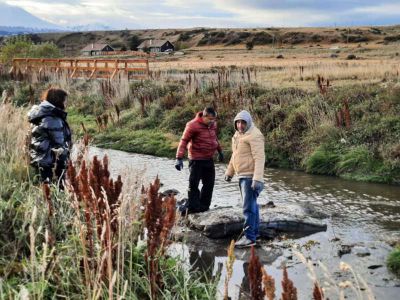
27, 88, 71, 188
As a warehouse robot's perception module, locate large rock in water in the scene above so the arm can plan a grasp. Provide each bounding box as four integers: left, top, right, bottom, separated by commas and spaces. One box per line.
186, 203, 327, 239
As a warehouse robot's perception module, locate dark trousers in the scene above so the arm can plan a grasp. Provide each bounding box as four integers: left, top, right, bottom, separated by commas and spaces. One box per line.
36, 163, 66, 190
187, 159, 215, 213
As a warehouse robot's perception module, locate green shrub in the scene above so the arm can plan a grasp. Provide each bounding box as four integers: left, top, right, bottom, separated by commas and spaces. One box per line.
74, 94, 106, 116
125, 103, 165, 130
95, 129, 176, 157
306, 145, 340, 175
336, 146, 372, 174
160, 105, 200, 134
387, 247, 400, 277
0, 37, 60, 64
12, 84, 34, 107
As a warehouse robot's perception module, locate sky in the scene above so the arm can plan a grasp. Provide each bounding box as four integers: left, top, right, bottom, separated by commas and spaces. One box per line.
1, 0, 400, 29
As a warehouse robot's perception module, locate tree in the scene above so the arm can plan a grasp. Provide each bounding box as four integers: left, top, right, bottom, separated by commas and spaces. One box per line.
246, 41, 254, 50
0, 36, 32, 64
31, 42, 61, 58
0, 36, 61, 64
128, 35, 141, 50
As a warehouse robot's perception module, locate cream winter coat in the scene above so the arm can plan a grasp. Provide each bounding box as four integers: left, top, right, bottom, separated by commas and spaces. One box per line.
225, 110, 265, 182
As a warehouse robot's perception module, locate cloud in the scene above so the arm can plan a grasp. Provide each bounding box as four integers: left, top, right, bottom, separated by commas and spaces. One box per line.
1, 0, 400, 28
352, 3, 400, 15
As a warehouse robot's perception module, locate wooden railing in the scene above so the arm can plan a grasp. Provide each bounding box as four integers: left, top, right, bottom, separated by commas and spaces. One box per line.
9, 58, 150, 80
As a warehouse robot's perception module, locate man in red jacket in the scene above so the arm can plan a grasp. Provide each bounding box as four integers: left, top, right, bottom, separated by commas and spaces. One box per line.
175, 107, 224, 215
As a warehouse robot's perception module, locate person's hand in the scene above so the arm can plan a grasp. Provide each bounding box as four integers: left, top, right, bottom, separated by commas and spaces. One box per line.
251, 180, 264, 193
217, 151, 224, 162
175, 158, 183, 171
224, 175, 232, 182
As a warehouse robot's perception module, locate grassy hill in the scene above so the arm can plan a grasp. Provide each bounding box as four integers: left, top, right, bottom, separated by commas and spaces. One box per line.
17, 25, 400, 56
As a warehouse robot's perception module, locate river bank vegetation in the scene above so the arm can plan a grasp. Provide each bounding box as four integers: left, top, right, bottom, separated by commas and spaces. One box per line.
0, 102, 220, 298
2, 70, 398, 184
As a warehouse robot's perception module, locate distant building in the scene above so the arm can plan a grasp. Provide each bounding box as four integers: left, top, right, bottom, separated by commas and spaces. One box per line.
81, 43, 114, 56
137, 39, 174, 53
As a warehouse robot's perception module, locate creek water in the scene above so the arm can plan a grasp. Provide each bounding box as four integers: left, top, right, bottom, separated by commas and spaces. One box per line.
89, 147, 400, 300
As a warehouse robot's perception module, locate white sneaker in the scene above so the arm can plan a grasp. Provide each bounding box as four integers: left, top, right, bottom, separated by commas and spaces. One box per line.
234, 236, 256, 248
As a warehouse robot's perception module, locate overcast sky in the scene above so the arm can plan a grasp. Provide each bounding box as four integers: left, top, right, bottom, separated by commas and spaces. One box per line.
2, 0, 400, 28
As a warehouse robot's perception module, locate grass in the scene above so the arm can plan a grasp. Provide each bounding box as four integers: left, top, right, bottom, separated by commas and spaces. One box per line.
387, 246, 400, 277
95, 128, 177, 157
0, 102, 219, 299
3, 72, 399, 184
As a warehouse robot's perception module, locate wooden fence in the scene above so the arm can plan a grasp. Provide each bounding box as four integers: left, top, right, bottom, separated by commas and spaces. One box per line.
9, 58, 150, 80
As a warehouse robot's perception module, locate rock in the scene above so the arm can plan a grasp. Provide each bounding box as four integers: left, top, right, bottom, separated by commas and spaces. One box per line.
346, 54, 357, 60
331, 54, 339, 58
171, 228, 283, 263
338, 244, 353, 257
276, 54, 284, 59
187, 203, 327, 239
161, 188, 180, 197
260, 201, 276, 208
368, 265, 383, 270
354, 246, 371, 257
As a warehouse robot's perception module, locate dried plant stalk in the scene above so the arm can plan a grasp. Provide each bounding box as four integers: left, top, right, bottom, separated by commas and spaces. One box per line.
281, 266, 297, 300
248, 246, 264, 300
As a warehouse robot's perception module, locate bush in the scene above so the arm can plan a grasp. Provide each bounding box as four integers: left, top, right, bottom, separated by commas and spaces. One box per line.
30, 42, 61, 58
336, 146, 372, 173
252, 31, 273, 45
246, 41, 254, 50
128, 35, 141, 50
74, 94, 106, 116
305, 145, 340, 175
384, 35, 400, 42
160, 105, 199, 134
0, 36, 61, 64
387, 247, 400, 277
0, 36, 32, 64
11, 84, 34, 107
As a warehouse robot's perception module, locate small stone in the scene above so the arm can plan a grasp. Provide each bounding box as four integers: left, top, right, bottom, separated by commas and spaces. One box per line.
368, 265, 383, 270
338, 245, 353, 257
354, 246, 371, 257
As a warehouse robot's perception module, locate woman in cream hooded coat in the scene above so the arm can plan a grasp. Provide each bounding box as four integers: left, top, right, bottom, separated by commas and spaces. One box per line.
225, 110, 265, 248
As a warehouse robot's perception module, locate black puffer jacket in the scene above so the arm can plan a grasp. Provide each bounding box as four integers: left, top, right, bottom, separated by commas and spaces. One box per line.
27, 101, 72, 168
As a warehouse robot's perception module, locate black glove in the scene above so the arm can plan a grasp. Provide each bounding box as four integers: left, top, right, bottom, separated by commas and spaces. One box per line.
224, 175, 232, 182
175, 158, 183, 171
218, 151, 224, 162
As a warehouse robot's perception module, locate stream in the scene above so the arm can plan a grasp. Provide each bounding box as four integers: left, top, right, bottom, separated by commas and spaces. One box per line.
89, 147, 400, 299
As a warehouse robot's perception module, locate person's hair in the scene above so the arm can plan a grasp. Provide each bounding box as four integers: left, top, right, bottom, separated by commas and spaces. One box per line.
42, 88, 68, 110
203, 107, 217, 117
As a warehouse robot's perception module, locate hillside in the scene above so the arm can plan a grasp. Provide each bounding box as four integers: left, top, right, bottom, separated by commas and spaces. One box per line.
25, 25, 400, 56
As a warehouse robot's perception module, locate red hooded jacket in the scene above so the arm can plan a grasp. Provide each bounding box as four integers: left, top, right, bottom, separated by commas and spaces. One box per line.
176, 112, 222, 160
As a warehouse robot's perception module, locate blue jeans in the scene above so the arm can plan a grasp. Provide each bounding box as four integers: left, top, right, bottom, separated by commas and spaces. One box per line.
239, 178, 263, 242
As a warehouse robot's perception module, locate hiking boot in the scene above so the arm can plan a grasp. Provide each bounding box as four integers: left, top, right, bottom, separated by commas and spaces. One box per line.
234, 236, 256, 248
176, 198, 187, 208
